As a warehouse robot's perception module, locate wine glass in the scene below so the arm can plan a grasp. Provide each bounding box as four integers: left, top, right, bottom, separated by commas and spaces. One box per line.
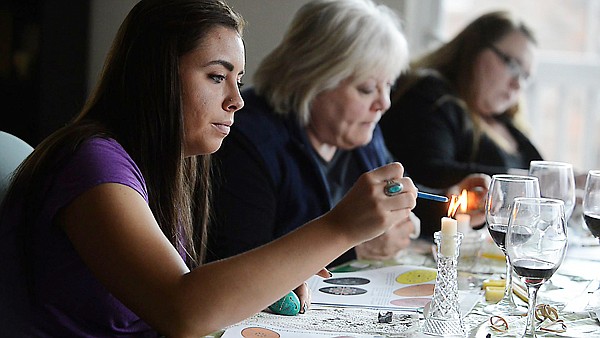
583, 170, 600, 241
484, 174, 540, 315
528, 161, 575, 290
528, 161, 576, 220
583, 170, 600, 314
506, 197, 568, 337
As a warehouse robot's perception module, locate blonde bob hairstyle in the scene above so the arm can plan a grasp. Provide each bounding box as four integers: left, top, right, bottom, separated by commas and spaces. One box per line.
253, 0, 409, 126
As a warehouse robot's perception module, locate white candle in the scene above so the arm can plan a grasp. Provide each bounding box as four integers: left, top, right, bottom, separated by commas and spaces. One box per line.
441, 217, 457, 256
455, 188, 471, 233
456, 213, 471, 233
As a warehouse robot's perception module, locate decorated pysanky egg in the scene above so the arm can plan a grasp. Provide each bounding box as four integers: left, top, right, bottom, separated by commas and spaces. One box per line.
268, 291, 301, 316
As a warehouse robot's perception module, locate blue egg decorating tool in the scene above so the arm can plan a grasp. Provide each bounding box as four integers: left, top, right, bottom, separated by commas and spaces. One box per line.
268, 291, 301, 316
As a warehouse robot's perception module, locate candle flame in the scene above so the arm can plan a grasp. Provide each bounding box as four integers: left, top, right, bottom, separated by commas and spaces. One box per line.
459, 189, 468, 213
447, 189, 469, 218
447, 195, 459, 218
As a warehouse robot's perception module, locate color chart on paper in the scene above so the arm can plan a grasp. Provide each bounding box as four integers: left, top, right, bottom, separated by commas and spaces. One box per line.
307, 265, 437, 311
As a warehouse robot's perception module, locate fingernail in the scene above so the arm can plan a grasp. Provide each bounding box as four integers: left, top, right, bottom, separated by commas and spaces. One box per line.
300, 302, 307, 314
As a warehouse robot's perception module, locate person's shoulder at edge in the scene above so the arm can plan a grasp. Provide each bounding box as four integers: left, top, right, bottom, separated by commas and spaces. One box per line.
63, 136, 148, 200
74, 137, 136, 171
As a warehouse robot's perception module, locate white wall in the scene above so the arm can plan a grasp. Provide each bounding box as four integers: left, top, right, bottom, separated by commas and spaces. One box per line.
87, 0, 138, 93
225, 1, 306, 87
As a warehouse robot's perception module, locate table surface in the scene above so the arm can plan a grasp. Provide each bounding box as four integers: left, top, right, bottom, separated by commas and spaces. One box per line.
210, 228, 600, 338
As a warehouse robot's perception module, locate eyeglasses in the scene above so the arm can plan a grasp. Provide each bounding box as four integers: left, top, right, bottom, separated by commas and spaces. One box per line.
487, 44, 530, 86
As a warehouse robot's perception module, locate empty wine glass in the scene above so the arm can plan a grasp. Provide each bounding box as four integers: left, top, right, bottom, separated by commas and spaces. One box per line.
528, 161, 576, 221
583, 170, 600, 242
528, 161, 574, 290
506, 197, 568, 337
484, 174, 540, 316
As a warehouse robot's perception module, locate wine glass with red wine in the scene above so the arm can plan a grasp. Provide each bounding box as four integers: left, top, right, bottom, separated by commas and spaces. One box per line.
583, 170, 600, 241
506, 197, 568, 338
484, 174, 540, 316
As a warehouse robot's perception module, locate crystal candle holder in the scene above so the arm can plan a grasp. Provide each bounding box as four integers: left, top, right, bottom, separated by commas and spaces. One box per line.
422, 231, 465, 337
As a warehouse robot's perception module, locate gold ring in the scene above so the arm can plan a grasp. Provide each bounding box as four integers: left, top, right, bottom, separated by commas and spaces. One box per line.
535, 304, 558, 322
489, 315, 509, 332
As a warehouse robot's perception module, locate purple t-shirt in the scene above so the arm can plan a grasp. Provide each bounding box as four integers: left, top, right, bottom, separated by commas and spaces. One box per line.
0, 137, 159, 337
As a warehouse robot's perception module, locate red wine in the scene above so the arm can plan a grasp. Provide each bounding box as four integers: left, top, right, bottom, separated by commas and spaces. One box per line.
488, 223, 507, 250
512, 258, 557, 286
584, 212, 600, 238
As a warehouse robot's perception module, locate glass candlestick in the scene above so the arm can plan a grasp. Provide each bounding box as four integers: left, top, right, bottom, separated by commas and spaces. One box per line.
422, 231, 465, 337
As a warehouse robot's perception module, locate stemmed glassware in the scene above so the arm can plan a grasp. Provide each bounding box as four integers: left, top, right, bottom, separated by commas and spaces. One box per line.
528, 161, 575, 290
583, 170, 600, 242
484, 174, 540, 315
528, 161, 576, 221
582, 170, 600, 314
506, 197, 568, 337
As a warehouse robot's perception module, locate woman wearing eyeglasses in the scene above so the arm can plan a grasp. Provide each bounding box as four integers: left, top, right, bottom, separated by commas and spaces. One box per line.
380, 11, 543, 191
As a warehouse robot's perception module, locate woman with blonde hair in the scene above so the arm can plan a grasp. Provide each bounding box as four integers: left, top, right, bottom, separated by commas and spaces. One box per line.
381, 10, 543, 189
209, 0, 419, 266
209, 0, 489, 264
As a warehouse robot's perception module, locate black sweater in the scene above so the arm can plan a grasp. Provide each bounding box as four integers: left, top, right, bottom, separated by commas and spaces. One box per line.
380, 74, 543, 189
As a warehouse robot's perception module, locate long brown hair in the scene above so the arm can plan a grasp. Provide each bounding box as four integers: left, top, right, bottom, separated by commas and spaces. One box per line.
1, 0, 245, 268
396, 11, 535, 108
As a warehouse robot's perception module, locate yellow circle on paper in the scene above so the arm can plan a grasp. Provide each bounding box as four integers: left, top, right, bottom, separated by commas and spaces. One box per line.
396, 269, 437, 284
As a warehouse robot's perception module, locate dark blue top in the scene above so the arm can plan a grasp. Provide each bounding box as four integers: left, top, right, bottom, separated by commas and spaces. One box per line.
208, 88, 393, 267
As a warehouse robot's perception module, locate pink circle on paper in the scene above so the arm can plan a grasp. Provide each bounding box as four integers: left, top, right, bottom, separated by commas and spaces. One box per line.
241, 327, 281, 338
393, 284, 435, 297
390, 297, 431, 308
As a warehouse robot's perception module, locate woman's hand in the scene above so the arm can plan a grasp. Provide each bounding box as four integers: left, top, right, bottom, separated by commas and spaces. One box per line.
293, 268, 331, 314
284, 163, 417, 315
448, 173, 491, 228
354, 212, 418, 260
323, 162, 417, 245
